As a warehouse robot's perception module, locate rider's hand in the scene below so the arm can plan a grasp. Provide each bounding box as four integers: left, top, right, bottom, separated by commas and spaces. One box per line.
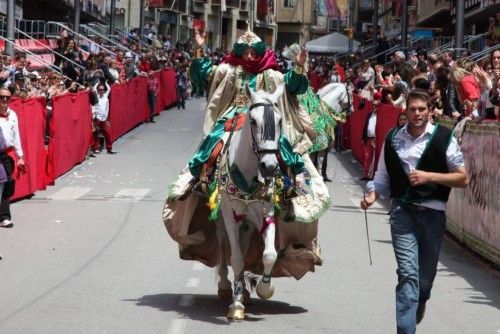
194, 27, 206, 48
296, 47, 308, 67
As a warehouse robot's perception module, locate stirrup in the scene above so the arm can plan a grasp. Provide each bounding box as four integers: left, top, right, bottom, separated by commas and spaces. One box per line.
193, 180, 209, 198
284, 187, 299, 201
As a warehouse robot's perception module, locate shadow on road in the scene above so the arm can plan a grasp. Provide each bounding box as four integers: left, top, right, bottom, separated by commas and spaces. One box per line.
124, 293, 308, 324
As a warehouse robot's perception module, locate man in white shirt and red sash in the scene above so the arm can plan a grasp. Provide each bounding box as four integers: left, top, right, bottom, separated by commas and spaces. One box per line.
361, 89, 468, 334
0, 88, 25, 228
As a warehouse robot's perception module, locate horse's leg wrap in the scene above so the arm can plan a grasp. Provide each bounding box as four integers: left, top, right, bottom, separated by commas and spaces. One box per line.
228, 272, 245, 320
257, 222, 277, 300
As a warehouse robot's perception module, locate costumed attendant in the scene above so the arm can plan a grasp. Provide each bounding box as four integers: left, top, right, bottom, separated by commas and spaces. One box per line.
361, 90, 468, 333
0, 88, 25, 228
164, 26, 331, 279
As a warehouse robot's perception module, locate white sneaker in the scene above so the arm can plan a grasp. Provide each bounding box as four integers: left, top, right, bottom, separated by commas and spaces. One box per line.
0, 219, 13, 228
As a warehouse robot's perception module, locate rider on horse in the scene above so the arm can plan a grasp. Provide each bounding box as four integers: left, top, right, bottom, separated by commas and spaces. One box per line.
164, 26, 331, 280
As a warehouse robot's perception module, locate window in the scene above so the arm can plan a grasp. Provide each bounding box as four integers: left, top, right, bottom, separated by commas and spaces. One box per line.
284, 0, 296, 8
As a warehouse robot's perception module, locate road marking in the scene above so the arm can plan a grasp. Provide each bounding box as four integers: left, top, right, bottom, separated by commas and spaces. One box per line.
48, 187, 93, 201
178, 294, 195, 307
167, 319, 187, 334
192, 262, 206, 271
112, 188, 151, 201
185, 278, 200, 288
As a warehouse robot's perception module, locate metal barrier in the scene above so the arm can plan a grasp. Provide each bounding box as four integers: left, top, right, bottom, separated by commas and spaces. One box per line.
0, 35, 62, 74
471, 43, 499, 63
16, 20, 46, 39
80, 24, 138, 57
14, 27, 86, 74
46, 21, 117, 57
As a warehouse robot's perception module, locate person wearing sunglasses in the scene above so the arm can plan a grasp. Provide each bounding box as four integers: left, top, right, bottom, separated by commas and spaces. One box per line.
0, 88, 25, 228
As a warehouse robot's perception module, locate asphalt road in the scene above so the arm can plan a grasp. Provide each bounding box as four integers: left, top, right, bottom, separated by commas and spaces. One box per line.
0, 98, 499, 334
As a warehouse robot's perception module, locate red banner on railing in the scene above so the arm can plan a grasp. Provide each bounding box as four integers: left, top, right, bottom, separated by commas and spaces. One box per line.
9, 97, 49, 200
349, 95, 371, 164
48, 92, 92, 178
109, 77, 149, 142
374, 103, 402, 168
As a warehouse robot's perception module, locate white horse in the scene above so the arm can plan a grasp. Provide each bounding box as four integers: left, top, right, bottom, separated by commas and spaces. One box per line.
317, 82, 354, 114
216, 84, 284, 320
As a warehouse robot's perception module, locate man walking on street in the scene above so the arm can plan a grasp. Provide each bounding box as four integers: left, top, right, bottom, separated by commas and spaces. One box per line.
360, 89, 468, 333
0, 88, 25, 228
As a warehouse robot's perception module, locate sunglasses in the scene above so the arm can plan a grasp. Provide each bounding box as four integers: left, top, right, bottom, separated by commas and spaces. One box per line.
0, 95, 11, 101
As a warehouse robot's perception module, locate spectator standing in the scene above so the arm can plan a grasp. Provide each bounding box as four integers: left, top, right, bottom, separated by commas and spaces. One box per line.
330, 67, 341, 83
124, 52, 137, 81
115, 51, 126, 83
394, 51, 415, 86
91, 82, 115, 155
0, 88, 25, 228
361, 89, 468, 334
360, 93, 380, 180
176, 65, 188, 110
0, 127, 8, 228
100, 56, 117, 85
147, 72, 160, 123
435, 66, 463, 120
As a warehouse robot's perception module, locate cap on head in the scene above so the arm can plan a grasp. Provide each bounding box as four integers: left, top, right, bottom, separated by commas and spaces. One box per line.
232, 24, 265, 57
395, 51, 406, 60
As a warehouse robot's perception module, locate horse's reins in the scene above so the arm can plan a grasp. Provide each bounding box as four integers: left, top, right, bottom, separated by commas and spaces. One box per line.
343, 82, 351, 114
248, 102, 281, 157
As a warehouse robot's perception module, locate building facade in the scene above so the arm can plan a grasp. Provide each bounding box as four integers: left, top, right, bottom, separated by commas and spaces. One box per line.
276, 0, 313, 50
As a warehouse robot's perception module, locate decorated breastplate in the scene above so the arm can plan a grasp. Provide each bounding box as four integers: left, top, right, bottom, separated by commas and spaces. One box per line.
219, 162, 273, 203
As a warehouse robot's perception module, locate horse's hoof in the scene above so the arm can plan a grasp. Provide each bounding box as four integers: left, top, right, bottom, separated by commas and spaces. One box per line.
227, 306, 245, 320
218, 288, 233, 301
256, 282, 275, 300
243, 289, 252, 305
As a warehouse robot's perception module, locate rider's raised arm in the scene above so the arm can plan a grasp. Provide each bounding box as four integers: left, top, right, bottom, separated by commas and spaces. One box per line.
284, 47, 309, 95
189, 54, 217, 91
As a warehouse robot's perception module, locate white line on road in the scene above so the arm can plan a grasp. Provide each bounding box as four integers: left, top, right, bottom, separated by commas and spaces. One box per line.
185, 278, 200, 288
167, 319, 187, 334
48, 187, 93, 200
178, 294, 195, 307
112, 188, 151, 201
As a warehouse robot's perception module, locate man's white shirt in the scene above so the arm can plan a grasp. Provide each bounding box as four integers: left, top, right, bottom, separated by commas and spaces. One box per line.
92, 83, 111, 121
367, 122, 465, 211
0, 108, 24, 157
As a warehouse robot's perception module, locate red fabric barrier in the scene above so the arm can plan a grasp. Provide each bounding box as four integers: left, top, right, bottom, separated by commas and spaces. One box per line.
109, 76, 149, 142
308, 72, 323, 92
348, 95, 372, 163
48, 92, 92, 178
156, 69, 178, 113
8, 97, 49, 200
374, 104, 403, 168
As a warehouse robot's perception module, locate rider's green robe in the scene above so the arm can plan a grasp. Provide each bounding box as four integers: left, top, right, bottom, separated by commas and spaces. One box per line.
188, 57, 309, 176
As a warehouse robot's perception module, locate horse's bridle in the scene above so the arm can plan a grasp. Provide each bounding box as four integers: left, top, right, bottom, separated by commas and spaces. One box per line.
342, 83, 351, 114
248, 102, 281, 157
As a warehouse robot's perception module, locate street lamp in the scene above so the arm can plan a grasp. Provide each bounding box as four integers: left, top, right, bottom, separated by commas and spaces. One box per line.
6, 0, 15, 56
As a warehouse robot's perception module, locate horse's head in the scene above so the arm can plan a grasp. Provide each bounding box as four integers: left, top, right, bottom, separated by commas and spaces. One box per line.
318, 82, 354, 113
245, 83, 284, 182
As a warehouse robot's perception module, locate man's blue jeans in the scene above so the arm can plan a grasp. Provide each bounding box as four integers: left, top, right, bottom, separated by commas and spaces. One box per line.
389, 201, 446, 334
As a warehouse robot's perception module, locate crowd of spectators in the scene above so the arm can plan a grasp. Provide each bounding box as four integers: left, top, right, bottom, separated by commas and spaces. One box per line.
0, 26, 198, 154
307, 45, 500, 122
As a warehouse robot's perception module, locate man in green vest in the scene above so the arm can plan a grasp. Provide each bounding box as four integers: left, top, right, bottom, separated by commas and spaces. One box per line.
360, 89, 469, 334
